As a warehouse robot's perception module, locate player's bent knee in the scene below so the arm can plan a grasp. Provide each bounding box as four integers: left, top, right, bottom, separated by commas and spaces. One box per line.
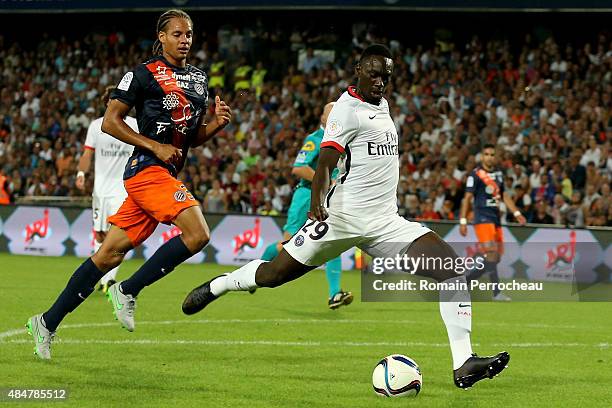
91, 250, 124, 273
181, 231, 209, 253
255, 262, 285, 288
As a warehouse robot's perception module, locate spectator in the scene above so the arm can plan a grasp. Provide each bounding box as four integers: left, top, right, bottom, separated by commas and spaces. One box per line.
565, 191, 585, 228
585, 198, 607, 226
531, 200, 554, 224
550, 194, 570, 225
204, 180, 227, 213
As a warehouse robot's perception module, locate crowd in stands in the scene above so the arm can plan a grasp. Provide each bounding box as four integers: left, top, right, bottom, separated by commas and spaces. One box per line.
0, 18, 610, 227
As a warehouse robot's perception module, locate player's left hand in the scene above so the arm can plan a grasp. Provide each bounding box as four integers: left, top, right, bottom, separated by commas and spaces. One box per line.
308, 204, 328, 222
516, 214, 527, 225
213, 95, 232, 128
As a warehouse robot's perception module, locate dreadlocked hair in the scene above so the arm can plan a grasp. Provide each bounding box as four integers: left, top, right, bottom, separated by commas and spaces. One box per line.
152, 9, 193, 56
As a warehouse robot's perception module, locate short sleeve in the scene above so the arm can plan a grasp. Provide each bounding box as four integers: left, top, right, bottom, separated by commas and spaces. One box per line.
321, 102, 359, 153
465, 171, 476, 193
293, 137, 319, 168
110, 66, 145, 108
84, 120, 97, 150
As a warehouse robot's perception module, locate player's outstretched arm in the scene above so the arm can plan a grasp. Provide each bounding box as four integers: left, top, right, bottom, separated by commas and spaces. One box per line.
309, 147, 341, 221
503, 192, 527, 224
102, 99, 181, 164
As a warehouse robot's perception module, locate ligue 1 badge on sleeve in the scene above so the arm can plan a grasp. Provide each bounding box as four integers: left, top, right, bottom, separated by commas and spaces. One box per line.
326, 120, 343, 137
118, 72, 133, 91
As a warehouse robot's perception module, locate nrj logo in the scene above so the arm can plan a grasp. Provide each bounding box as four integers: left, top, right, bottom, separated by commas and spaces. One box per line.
546, 230, 576, 272
161, 226, 182, 243
24, 209, 51, 243
232, 219, 261, 255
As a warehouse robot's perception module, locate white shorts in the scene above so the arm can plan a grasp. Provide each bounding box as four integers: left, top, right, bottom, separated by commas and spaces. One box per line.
284, 210, 431, 267
93, 195, 127, 232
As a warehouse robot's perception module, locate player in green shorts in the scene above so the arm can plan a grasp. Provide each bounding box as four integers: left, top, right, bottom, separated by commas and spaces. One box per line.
262, 102, 353, 309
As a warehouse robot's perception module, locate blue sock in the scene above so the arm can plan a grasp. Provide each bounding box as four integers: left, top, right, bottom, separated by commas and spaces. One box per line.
261, 242, 279, 261
325, 256, 342, 298
43, 258, 104, 331
121, 235, 193, 297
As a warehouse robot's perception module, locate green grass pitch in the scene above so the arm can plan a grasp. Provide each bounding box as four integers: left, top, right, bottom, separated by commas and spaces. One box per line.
1, 253, 611, 407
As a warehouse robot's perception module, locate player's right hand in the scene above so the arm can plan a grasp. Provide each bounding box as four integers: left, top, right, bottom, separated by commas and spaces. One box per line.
152, 142, 182, 164
308, 203, 328, 222
459, 224, 468, 237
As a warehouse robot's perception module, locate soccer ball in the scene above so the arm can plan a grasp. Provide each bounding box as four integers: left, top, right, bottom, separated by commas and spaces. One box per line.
372, 354, 422, 397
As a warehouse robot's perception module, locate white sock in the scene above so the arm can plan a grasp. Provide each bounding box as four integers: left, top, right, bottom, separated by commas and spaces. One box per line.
439, 275, 473, 370
101, 267, 119, 285
210, 260, 267, 296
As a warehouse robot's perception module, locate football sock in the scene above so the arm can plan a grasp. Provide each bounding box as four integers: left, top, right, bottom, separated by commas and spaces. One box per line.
484, 261, 501, 296
261, 242, 279, 261
439, 275, 473, 370
43, 258, 104, 331
101, 267, 120, 285
210, 260, 266, 296
120, 235, 193, 297
325, 256, 342, 298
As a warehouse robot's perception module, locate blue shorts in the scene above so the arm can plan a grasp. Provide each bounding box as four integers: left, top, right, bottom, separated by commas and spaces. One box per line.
283, 187, 311, 235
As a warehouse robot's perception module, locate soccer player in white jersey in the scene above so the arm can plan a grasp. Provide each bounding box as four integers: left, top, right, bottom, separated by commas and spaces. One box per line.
182, 44, 510, 389
76, 86, 137, 293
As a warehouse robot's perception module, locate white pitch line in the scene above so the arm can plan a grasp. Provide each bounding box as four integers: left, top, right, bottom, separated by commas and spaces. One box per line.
2, 338, 609, 348
0, 317, 594, 341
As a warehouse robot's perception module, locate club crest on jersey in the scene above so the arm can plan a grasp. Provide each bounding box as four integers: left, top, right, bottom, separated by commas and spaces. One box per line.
326, 120, 343, 137
162, 92, 180, 110
194, 83, 205, 95
174, 190, 187, 202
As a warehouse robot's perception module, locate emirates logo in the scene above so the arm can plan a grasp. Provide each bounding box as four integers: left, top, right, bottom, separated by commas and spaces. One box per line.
162, 92, 180, 110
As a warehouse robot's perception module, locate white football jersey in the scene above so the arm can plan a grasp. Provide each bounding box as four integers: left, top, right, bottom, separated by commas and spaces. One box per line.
321, 87, 399, 216
84, 116, 137, 198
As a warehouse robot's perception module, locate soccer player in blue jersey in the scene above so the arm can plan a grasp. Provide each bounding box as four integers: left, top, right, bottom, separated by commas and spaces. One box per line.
460, 144, 527, 300
261, 102, 352, 309
26, 9, 232, 359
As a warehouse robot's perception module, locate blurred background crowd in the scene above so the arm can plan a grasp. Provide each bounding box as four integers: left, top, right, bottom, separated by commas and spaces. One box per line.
0, 12, 610, 227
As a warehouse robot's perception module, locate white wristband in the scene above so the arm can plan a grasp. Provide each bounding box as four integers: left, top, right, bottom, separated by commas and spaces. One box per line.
77, 171, 85, 179
460, 218, 467, 225
513, 211, 522, 218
